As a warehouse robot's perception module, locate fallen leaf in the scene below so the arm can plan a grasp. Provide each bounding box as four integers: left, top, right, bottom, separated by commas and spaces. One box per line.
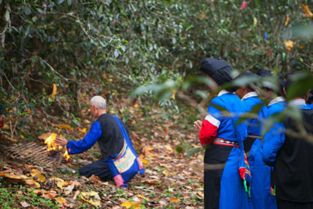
56, 124, 74, 131
0, 171, 28, 181
31, 169, 46, 183
61, 180, 79, 196
139, 155, 149, 166
80, 191, 101, 208
78, 128, 87, 134
0, 171, 41, 188
69, 180, 81, 187
196, 191, 204, 199
284, 40, 294, 52
25, 179, 41, 188
34, 189, 57, 199
142, 145, 154, 157
20, 201, 30, 208
162, 169, 169, 177
136, 194, 148, 201
50, 83, 57, 99
284, 15, 290, 26
55, 197, 67, 206
169, 197, 180, 203
63, 184, 75, 196
121, 201, 141, 209
73, 190, 80, 200
159, 199, 168, 206
50, 177, 68, 189
302, 4, 313, 18
89, 175, 102, 185
38, 132, 52, 141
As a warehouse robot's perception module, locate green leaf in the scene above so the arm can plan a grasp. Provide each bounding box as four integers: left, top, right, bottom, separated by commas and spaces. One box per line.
4, 10, 10, 22
23, 6, 32, 16
287, 72, 313, 100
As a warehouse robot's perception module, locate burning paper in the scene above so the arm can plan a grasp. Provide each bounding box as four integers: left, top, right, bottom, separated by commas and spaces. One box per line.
42, 133, 70, 161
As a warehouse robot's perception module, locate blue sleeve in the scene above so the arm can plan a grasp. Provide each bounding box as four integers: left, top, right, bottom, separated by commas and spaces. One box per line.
208, 98, 223, 120
261, 122, 285, 165
67, 121, 102, 154
236, 103, 248, 143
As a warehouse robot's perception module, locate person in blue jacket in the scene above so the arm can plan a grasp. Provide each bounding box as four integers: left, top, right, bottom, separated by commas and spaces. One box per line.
235, 71, 272, 209
257, 70, 287, 209
194, 58, 249, 209
56, 96, 144, 187
262, 85, 313, 209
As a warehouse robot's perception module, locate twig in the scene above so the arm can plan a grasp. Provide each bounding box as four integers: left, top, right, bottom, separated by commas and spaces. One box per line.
0, 4, 11, 48
2, 71, 16, 90
37, 57, 69, 81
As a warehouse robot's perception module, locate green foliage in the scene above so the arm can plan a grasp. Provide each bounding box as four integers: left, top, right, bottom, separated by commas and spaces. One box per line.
0, 188, 14, 209
22, 191, 59, 209
0, 0, 313, 122
0, 186, 59, 209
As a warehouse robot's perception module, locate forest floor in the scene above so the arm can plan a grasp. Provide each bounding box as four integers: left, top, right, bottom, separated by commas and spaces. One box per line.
0, 75, 204, 209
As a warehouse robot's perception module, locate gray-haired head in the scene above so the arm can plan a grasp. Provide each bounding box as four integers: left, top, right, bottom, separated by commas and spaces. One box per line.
90, 96, 107, 109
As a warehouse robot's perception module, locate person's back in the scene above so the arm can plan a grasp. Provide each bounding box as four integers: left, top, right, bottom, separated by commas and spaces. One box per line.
196, 58, 249, 209
275, 105, 313, 207
240, 93, 274, 209
96, 113, 124, 159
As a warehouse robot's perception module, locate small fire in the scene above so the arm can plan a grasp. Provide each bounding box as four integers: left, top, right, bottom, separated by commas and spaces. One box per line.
44, 133, 70, 161
63, 150, 70, 161
44, 133, 57, 151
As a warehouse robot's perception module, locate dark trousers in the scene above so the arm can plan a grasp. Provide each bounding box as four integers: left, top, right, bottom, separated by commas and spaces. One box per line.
204, 168, 223, 209
204, 145, 232, 209
79, 159, 113, 181
277, 199, 313, 209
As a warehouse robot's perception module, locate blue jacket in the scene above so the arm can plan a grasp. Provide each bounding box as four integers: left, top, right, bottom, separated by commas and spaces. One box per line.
241, 92, 264, 136
262, 97, 286, 165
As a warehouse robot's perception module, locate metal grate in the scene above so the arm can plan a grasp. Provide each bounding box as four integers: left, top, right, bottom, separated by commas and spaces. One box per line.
0, 142, 62, 167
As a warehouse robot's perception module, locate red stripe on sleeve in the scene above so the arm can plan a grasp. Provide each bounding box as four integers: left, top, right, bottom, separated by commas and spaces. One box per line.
199, 120, 218, 145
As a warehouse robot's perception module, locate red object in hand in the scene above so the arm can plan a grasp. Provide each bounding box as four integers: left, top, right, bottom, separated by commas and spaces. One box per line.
0, 116, 3, 128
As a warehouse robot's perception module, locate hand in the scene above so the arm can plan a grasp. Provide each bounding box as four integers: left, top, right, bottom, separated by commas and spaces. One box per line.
194, 120, 202, 130
55, 136, 68, 147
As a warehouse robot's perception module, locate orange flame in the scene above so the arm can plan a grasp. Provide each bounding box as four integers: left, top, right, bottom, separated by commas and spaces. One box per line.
44, 133, 70, 161
63, 150, 70, 161
44, 133, 58, 151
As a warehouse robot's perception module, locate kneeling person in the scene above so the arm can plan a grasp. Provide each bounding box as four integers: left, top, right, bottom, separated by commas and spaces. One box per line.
56, 96, 144, 187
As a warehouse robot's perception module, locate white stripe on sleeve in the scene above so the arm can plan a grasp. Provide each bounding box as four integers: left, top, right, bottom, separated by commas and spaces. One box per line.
204, 114, 220, 128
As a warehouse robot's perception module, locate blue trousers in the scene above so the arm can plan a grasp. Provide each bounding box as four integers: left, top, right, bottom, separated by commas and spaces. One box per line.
249, 139, 277, 209
79, 159, 113, 181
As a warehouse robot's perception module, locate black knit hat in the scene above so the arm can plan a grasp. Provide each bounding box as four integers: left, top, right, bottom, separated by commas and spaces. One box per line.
199, 58, 233, 86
